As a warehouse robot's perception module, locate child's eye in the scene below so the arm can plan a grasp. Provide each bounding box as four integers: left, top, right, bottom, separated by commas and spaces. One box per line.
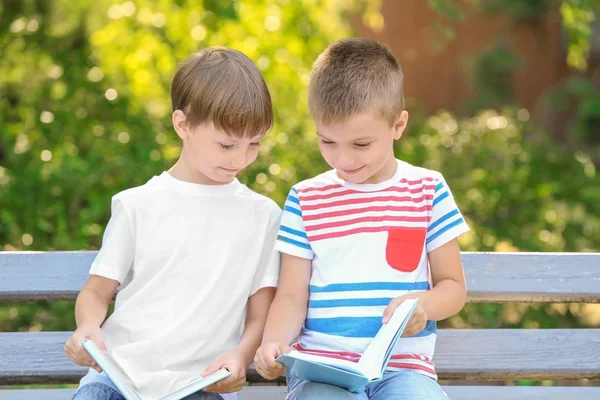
250, 141, 261, 147
220, 143, 234, 149
355, 143, 370, 148
320, 139, 335, 145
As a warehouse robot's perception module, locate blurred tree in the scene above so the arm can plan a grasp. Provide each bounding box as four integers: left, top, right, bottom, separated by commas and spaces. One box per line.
428, 0, 600, 71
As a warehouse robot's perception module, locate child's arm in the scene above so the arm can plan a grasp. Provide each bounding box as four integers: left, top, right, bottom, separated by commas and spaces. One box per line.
383, 239, 466, 335
254, 253, 311, 380
202, 286, 276, 394
64, 275, 119, 372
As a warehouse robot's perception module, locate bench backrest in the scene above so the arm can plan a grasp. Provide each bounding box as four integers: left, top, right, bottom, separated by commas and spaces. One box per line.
1, 251, 599, 386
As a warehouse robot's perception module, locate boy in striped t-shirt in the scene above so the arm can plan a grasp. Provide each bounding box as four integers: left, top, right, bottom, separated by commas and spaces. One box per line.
254, 38, 469, 400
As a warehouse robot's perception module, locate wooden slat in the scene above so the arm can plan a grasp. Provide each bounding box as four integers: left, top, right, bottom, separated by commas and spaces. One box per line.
462, 252, 600, 302
0, 252, 94, 302
2, 329, 599, 385
2, 251, 599, 303
2, 386, 600, 400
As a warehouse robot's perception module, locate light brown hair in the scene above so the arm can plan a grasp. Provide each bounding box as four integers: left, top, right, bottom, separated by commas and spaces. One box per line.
171, 47, 273, 137
308, 38, 405, 126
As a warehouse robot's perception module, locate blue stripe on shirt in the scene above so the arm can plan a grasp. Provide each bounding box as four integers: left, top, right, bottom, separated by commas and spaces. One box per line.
277, 234, 312, 250
286, 193, 300, 205
283, 205, 302, 217
428, 209, 459, 232
305, 317, 436, 338
280, 225, 307, 239
426, 217, 465, 244
309, 297, 395, 308
432, 191, 449, 206
435, 181, 445, 193
310, 281, 430, 293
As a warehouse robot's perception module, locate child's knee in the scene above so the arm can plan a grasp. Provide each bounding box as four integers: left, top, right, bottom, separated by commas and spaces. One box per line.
72, 382, 125, 400
287, 380, 361, 400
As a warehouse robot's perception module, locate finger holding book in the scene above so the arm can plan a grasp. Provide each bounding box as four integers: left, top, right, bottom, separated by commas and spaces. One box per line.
202, 351, 246, 394
382, 295, 428, 337
64, 325, 107, 373
254, 342, 290, 380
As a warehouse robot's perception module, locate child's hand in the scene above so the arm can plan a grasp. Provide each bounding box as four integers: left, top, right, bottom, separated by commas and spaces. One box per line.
202, 351, 246, 394
383, 296, 428, 337
254, 342, 290, 380
64, 325, 107, 373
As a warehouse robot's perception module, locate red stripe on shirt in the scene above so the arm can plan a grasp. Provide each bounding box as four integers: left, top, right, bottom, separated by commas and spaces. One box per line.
309, 226, 428, 242
294, 345, 361, 362
296, 184, 343, 194
390, 354, 432, 362
387, 362, 437, 376
302, 204, 433, 222
301, 194, 434, 212
299, 184, 437, 202
305, 215, 429, 232
296, 177, 437, 195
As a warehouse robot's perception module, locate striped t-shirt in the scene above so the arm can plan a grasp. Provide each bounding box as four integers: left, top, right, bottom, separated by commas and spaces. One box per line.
275, 159, 469, 379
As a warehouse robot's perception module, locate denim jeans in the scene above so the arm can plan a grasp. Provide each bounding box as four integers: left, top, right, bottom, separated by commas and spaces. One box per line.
72, 369, 228, 400
286, 370, 449, 400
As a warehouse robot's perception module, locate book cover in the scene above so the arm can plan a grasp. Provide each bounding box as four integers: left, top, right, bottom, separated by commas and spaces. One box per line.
276, 298, 418, 393
82, 339, 230, 400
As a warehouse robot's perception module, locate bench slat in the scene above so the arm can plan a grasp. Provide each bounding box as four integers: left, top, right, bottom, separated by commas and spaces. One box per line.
2, 251, 600, 303
2, 386, 600, 400
1, 330, 599, 385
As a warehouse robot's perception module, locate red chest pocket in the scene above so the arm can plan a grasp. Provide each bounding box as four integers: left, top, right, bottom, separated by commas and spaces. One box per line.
385, 227, 427, 272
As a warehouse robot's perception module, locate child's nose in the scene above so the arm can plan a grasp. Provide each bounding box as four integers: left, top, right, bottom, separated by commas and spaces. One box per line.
338, 153, 356, 168
231, 149, 249, 168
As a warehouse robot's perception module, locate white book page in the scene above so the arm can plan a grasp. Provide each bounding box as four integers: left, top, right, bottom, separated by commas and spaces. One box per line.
356, 299, 417, 380
286, 350, 366, 376
159, 369, 231, 400
82, 340, 143, 400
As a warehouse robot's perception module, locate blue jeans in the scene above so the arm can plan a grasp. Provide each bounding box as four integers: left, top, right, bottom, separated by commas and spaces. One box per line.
286, 371, 449, 400
73, 369, 225, 400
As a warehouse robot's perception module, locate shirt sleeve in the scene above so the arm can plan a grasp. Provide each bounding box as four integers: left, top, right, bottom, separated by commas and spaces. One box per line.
89, 195, 135, 284
274, 187, 314, 260
250, 203, 283, 296
426, 175, 470, 253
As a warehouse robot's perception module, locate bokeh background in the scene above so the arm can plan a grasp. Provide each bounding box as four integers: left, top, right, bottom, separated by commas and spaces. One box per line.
1, 0, 599, 387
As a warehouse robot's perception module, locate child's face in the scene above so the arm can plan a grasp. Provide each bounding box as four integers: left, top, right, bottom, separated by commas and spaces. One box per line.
316, 110, 408, 184
179, 119, 263, 185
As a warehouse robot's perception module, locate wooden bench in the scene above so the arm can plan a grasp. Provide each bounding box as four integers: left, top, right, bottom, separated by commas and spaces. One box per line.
1, 251, 599, 399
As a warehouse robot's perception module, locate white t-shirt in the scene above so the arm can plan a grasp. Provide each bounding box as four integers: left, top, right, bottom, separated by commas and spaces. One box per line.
89, 172, 281, 398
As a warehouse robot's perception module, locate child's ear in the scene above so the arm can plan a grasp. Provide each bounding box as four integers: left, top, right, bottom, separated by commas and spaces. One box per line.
172, 110, 190, 140
392, 110, 409, 140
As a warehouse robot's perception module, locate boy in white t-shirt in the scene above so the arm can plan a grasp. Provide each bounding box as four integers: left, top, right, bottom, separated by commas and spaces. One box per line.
64, 47, 281, 400
254, 38, 469, 399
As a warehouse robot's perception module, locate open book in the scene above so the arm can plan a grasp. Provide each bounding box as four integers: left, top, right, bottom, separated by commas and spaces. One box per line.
276, 298, 418, 393
82, 339, 230, 400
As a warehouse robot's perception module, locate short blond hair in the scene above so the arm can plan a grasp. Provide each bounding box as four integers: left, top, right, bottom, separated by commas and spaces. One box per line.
308, 38, 405, 126
171, 47, 273, 137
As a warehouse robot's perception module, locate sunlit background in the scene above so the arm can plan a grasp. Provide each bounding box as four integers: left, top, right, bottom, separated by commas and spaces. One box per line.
1, 0, 599, 385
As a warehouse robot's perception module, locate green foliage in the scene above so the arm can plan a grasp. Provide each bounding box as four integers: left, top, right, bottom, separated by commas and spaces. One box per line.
400, 108, 599, 254
479, 0, 557, 22
466, 41, 521, 112
536, 75, 600, 146
561, 0, 600, 70
424, 0, 599, 71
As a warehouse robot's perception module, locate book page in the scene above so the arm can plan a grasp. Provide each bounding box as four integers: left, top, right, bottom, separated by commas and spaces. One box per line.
285, 350, 366, 376
82, 340, 143, 400
356, 299, 418, 380
159, 369, 231, 400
